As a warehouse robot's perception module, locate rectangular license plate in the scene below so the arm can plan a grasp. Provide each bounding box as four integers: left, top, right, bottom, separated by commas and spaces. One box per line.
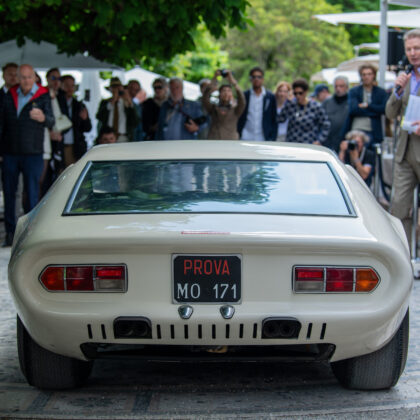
173, 255, 241, 303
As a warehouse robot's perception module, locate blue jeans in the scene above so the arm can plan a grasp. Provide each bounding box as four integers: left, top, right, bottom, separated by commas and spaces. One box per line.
2, 154, 43, 235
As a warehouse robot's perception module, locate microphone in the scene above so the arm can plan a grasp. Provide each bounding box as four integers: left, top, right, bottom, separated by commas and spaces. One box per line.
395, 56, 414, 92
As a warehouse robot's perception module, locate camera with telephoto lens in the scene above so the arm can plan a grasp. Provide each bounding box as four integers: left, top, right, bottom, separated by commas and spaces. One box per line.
220, 69, 228, 78
347, 140, 357, 151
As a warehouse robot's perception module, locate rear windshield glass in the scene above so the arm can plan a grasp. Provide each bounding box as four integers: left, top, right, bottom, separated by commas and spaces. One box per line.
65, 160, 351, 216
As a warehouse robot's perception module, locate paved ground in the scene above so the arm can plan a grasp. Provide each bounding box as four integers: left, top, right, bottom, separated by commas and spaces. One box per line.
0, 245, 420, 419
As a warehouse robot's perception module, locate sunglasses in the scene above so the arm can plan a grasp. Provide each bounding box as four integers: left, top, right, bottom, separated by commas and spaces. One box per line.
251, 75, 263, 79
49, 76, 60, 81
293, 90, 305, 96
154, 85, 163, 90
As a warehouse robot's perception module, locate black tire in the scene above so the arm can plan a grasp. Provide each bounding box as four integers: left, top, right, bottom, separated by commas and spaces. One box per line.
331, 309, 409, 390
17, 315, 93, 389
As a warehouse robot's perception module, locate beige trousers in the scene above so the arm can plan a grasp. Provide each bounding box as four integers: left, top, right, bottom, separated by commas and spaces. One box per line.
390, 137, 420, 243
64, 145, 76, 168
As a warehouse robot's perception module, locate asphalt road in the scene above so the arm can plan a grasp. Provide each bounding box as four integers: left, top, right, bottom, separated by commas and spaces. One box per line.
1, 246, 420, 420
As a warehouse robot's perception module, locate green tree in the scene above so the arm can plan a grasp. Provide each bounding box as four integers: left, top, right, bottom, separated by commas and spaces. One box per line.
221, 0, 353, 89
0, 0, 250, 66
141, 24, 229, 84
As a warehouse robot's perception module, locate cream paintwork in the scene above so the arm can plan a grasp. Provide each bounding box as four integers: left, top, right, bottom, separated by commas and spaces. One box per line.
8, 141, 413, 362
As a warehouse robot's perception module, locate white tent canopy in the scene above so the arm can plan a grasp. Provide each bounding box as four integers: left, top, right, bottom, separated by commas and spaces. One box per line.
0, 38, 121, 69
314, 8, 420, 28
390, 0, 420, 5
337, 54, 380, 71
0, 38, 200, 101
124, 67, 200, 100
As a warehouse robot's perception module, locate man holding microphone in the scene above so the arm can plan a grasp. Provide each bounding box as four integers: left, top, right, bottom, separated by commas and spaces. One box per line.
386, 29, 420, 243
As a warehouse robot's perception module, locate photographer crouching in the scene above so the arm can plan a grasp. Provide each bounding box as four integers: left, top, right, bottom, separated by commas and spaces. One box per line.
202, 69, 246, 140
339, 130, 375, 186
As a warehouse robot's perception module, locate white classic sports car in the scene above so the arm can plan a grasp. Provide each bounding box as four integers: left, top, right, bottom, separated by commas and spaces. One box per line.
9, 141, 412, 390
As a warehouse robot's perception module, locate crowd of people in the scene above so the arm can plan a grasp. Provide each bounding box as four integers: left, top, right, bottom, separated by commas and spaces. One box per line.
0, 28, 420, 247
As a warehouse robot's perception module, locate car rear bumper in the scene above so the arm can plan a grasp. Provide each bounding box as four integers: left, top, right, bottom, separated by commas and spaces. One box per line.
14, 300, 409, 363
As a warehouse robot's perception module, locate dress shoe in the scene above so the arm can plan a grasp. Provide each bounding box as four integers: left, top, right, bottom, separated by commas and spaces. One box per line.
2, 232, 14, 247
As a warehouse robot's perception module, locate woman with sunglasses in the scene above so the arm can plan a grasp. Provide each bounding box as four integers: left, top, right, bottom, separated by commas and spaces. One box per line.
277, 78, 330, 144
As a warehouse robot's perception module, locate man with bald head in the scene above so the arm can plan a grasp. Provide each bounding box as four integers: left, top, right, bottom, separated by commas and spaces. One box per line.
0, 64, 54, 246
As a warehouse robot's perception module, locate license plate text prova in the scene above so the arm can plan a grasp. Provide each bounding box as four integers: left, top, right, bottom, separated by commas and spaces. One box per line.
173, 255, 241, 303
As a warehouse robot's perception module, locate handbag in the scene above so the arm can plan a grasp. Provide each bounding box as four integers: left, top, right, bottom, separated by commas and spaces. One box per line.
51, 97, 73, 132
54, 114, 73, 132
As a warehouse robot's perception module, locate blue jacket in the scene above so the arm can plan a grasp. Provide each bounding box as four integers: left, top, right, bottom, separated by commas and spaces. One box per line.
344, 85, 388, 143
157, 98, 204, 140
237, 89, 277, 141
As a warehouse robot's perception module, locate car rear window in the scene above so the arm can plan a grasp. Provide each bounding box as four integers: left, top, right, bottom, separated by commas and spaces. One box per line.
64, 160, 352, 216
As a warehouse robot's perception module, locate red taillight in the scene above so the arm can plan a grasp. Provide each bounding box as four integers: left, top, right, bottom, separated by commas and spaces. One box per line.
40, 265, 126, 292
294, 267, 324, 292
95, 265, 126, 291
326, 268, 353, 292
96, 266, 125, 279
294, 266, 379, 293
40, 267, 65, 291
295, 268, 324, 280
66, 266, 94, 291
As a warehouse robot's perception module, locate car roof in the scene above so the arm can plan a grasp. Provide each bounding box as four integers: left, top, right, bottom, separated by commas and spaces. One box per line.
82, 141, 338, 164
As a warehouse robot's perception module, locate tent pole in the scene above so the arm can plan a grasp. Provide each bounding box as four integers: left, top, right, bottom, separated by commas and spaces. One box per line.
379, 0, 388, 88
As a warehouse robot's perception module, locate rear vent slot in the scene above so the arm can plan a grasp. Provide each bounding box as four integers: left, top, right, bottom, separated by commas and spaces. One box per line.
87, 324, 93, 339
145, 322, 261, 340
101, 324, 107, 339
320, 323, 327, 340
306, 323, 312, 339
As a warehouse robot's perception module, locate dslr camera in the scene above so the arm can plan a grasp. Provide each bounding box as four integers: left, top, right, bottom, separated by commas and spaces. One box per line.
220, 69, 228, 78
185, 115, 208, 126
344, 140, 359, 165
347, 139, 357, 151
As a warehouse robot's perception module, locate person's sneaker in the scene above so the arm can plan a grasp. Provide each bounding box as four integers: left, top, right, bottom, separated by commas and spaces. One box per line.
2, 232, 14, 247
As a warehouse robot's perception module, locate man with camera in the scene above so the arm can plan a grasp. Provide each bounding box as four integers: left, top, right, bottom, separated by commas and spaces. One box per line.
156, 77, 205, 140
386, 28, 420, 243
338, 130, 375, 186
201, 69, 245, 140
96, 77, 139, 142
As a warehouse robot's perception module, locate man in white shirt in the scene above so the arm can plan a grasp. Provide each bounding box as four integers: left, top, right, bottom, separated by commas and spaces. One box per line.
57, 75, 92, 167
237, 66, 277, 141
